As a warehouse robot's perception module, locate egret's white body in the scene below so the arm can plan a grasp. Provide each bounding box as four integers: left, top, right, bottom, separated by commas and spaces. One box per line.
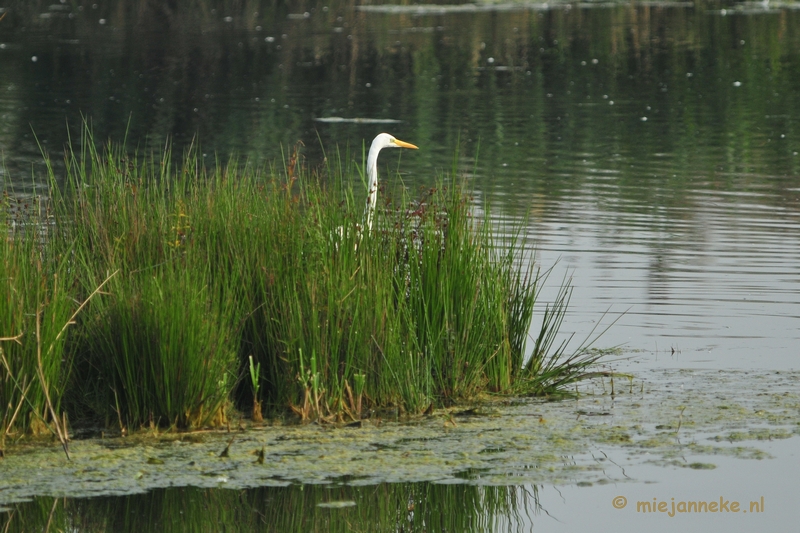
364, 133, 418, 232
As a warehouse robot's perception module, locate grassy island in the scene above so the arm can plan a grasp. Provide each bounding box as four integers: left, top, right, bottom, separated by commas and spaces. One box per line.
1, 132, 608, 446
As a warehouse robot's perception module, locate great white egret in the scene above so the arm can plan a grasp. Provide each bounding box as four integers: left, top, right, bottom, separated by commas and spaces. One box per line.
364, 133, 418, 232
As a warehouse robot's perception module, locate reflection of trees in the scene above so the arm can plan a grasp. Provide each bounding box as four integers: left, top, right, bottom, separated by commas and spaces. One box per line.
0, 1, 798, 212
0, 482, 542, 532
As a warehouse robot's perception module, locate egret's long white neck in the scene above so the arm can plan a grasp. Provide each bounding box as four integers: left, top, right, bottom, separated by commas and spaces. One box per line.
364, 137, 383, 232
362, 133, 416, 233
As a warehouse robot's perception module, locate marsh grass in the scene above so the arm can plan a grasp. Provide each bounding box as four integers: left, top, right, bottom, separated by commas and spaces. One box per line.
50, 136, 245, 431
240, 172, 537, 419
1, 194, 75, 447
74, 267, 239, 430
4, 130, 609, 435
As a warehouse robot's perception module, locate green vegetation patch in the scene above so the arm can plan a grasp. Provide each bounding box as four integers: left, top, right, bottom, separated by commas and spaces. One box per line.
3, 130, 610, 444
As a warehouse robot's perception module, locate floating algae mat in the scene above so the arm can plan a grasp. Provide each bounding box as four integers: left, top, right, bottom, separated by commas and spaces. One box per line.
1, 369, 798, 504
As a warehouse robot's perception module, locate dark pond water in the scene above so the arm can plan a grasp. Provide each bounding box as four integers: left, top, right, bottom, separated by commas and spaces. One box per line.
2, 0, 799, 530
1, 483, 543, 532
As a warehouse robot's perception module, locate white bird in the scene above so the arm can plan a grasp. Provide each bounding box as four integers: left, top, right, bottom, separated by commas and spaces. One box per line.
364, 133, 418, 232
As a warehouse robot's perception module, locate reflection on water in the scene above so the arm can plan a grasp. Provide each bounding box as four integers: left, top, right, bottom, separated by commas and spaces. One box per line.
0, 483, 541, 533
529, 172, 800, 369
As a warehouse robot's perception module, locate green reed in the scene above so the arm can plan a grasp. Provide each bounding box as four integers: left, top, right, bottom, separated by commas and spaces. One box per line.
2, 129, 611, 433
49, 135, 245, 430
1, 195, 75, 444
236, 148, 597, 420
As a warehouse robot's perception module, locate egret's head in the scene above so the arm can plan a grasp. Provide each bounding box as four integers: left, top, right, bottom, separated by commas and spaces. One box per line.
374, 133, 419, 151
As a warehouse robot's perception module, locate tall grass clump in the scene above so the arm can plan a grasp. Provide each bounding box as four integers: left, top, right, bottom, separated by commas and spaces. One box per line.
237, 149, 602, 421
75, 267, 239, 430
49, 136, 242, 431
1, 195, 74, 445
30, 131, 610, 431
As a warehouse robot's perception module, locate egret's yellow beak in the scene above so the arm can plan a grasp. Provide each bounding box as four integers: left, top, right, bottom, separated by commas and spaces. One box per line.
392, 138, 419, 150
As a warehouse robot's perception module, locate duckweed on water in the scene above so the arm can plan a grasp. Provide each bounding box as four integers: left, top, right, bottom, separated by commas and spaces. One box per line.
685, 462, 717, 470
0, 369, 798, 503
